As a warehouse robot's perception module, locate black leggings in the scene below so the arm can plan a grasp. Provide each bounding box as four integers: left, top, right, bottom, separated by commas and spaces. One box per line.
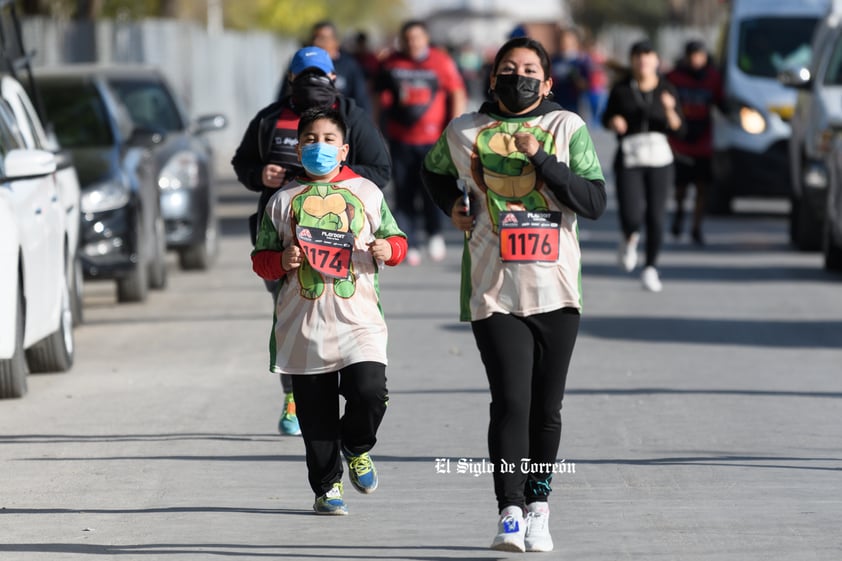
471, 309, 580, 512
615, 163, 674, 267
390, 141, 441, 249
291, 362, 389, 496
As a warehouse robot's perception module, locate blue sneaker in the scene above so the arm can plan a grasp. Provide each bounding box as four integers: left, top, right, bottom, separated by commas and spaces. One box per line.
342, 448, 378, 494
313, 482, 348, 515
278, 393, 301, 436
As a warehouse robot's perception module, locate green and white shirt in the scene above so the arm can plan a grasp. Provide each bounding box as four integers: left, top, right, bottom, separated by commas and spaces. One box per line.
424, 105, 604, 321
254, 167, 405, 374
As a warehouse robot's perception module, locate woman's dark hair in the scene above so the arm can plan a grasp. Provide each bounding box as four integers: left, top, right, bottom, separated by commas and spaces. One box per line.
297, 107, 347, 142
491, 37, 551, 78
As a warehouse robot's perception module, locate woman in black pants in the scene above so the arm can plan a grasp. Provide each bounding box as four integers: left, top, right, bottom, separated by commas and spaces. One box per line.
422, 37, 606, 552
602, 39, 684, 292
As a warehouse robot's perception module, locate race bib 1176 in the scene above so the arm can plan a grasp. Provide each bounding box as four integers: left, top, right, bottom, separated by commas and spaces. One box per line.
498, 210, 561, 262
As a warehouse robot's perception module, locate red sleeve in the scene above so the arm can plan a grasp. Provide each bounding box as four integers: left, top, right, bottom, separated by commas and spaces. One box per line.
252, 250, 287, 280
384, 236, 408, 266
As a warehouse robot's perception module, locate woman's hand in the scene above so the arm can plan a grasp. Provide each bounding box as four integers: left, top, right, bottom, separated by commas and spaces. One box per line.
450, 197, 474, 234
282, 245, 303, 270
512, 132, 540, 157
609, 115, 628, 135
367, 239, 393, 261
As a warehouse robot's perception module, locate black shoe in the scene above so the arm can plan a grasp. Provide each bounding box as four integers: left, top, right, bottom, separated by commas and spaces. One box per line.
671, 212, 684, 238
691, 228, 705, 246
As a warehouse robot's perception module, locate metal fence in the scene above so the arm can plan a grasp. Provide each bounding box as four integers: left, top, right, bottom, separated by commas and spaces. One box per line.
21, 16, 299, 180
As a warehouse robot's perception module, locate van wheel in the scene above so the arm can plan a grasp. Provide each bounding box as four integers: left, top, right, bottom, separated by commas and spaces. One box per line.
824, 223, 842, 272
26, 277, 75, 373
790, 197, 822, 251
707, 182, 733, 215
0, 285, 29, 398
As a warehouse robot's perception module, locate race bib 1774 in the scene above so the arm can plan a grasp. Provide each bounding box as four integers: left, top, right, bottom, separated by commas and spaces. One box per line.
296, 225, 355, 279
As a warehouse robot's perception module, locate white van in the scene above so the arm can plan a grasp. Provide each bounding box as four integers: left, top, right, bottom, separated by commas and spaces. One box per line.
711, 0, 831, 213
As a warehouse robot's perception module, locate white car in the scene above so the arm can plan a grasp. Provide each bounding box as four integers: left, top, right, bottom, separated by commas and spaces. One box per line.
0, 97, 74, 399
1, 75, 84, 324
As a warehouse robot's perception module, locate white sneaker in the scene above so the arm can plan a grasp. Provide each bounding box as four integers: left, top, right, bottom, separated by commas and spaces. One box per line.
490, 505, 526, 552
641, 266, 663, 292
525, 502, 554, 552
428, 234, 446, 262
618, 232, 639, 272
406, 248, 422, 266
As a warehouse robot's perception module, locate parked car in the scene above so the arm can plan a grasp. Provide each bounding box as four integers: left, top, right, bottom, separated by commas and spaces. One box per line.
0, 97, 74, 399
779, 8, 842, 250
711, 0, 831, 213
103, 66, 227, 270
821, 135, 842, 271
34, 66, 168, 303
0, 75, 84, 324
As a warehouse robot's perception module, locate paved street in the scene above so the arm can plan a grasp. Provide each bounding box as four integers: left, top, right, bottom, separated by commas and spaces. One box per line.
1, 128, 841, 560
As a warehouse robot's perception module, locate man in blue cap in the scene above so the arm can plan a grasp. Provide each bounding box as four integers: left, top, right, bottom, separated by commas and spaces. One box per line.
231, 45, 391, 436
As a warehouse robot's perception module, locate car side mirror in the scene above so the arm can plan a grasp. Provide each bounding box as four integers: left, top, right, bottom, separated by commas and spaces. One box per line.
194, 113, 227, 134
1, 149, 57, 181
778, 66, 812, 89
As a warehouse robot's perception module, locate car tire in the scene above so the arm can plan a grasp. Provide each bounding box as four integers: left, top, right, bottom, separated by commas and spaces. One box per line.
26, 275, 75, 373
148, 213, 168, 290
790, 196, 822, 251
69, 251, 84, 326
0, 285, 29, 398
824, 222, 842, 272
178, 217, 218, 270
117, 215, 150, 303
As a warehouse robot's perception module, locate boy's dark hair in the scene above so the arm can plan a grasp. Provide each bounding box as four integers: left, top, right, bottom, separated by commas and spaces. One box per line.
297, 107, 347, 141
491, 37, 552, 79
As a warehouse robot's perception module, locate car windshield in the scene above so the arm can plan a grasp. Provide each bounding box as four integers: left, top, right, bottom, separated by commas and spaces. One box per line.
737, 17, 819, 78
108, 78, 183, 132
39, 82, 113, 148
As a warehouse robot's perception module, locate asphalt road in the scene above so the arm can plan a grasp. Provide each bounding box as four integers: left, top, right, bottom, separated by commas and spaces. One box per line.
1, 128, 841, 560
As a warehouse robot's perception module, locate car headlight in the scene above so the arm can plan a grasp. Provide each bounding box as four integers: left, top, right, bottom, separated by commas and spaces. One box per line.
81, 180, 131, 213
158, 151, 200, 190
739, 106, 766, 134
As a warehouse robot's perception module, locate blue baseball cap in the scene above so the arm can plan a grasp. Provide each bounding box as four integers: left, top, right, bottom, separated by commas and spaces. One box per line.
290, 46, 335, 75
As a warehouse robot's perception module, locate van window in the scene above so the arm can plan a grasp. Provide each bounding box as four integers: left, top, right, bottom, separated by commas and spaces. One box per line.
737, 17, 819, 78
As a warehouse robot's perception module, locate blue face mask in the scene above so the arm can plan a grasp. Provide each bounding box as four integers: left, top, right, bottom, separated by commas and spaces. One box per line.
300, 142, 340, 176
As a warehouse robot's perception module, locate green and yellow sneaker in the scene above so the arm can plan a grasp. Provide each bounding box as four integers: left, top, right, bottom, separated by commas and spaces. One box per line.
343, 449, 378, 494
278, 392, 301, 436
313, 482, 348, 515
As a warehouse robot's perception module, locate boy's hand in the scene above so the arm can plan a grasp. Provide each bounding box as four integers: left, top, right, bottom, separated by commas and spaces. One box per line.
262, 164, 287, 189
451, 198, 474, 234
512, 132, 540, 157
282, 245, 303, 270
368, 239, 392, 261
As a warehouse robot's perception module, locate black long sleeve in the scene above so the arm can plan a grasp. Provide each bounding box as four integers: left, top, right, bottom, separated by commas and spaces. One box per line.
531, 147, 607, 220
421, 164, 462, 216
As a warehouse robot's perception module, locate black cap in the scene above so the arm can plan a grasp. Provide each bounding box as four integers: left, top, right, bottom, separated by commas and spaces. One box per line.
629, 39, 654, 56
685, 39, 706, 56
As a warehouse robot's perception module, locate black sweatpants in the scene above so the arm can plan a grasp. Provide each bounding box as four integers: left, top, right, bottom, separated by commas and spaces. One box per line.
291, 362, 389, 496
471, 309, 580, 512
389, 141, 441, 249
615, 162, 674, 268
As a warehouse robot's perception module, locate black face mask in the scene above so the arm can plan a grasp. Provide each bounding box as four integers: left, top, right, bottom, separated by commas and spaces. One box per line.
290, 72, 337, 111
493, 74, 542, 113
